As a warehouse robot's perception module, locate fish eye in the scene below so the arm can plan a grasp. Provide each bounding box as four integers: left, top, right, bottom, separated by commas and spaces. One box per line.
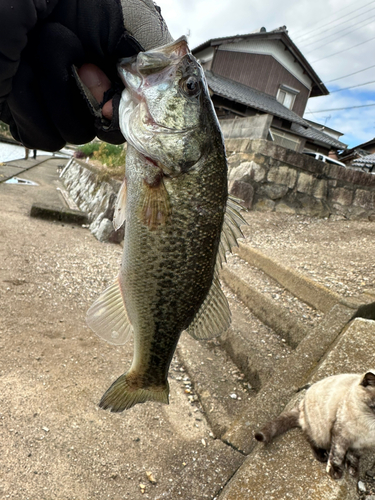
181, 76, 200, 96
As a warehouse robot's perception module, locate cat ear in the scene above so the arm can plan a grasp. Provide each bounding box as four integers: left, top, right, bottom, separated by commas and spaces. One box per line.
361, 371, 375, 387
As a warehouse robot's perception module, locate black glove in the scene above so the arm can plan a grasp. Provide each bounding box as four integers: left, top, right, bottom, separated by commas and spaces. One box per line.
0, 0, 172, 151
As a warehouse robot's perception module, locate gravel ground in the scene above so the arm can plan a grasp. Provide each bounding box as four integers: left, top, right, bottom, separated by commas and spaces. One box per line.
240, 212, 375, 299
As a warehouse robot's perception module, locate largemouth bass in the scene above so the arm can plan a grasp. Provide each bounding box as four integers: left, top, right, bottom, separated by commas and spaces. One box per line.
87, 37, 244, 412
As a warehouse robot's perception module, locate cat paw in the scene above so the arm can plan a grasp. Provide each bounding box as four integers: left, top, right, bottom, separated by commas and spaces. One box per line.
347, 465, 359, 477
312, 447, 329, 463
327, 462, 344, 480
346, 452, 360, 477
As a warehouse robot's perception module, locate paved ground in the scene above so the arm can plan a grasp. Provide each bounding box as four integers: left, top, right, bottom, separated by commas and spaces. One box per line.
1, 156, 375, 500
0, 158, 243, 500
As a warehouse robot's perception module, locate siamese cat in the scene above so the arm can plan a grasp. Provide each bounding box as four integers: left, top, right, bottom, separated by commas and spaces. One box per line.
255, 371, 375, 479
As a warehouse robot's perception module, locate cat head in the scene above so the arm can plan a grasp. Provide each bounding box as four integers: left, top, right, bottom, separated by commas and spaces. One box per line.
360, 371, 375, 411
360, 371, 375, 388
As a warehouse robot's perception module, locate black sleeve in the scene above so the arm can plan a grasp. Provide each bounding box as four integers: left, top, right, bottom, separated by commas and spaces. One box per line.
0, 0, 58, 101
0, 0, 143, 150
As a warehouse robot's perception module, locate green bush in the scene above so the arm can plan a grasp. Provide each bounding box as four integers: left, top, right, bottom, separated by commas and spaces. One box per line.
77, 142, 101, 157
93, 143, 126, 168
77, 141, 126, 180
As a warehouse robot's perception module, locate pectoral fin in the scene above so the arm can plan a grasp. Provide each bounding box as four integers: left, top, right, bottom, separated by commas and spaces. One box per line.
113, 179, 127, 231
86, 278, 133, 345
187, 275, 231, 340
141, 177, 171, 230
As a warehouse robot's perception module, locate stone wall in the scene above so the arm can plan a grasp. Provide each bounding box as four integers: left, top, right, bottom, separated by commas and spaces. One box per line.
61, 159, 123, 243
226, 138, 375, 219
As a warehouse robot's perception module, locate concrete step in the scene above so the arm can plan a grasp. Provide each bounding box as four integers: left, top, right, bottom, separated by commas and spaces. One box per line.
176, 278, 292, 439
176, 331, 256, 440
221, 252, 323, 348
222, 302, 356, 454
175, 242, 326, 442
234, 241, 362, 313
219, 283, 292, 391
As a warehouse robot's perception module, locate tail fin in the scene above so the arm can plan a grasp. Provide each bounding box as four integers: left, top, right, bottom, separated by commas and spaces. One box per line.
99, 371, 170, 412
254, 408, 300, 444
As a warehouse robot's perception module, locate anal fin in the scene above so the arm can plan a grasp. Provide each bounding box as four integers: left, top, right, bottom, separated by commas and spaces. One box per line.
86, 278, 132, 345
187, 275, 231, 340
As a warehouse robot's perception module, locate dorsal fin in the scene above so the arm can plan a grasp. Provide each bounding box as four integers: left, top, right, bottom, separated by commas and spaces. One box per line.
216, 195, 246, 268
187, 196, 246, 341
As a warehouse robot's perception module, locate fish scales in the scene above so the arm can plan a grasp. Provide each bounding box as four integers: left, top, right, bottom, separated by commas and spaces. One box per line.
87, 36, 245, 412
123, 145, 226, 377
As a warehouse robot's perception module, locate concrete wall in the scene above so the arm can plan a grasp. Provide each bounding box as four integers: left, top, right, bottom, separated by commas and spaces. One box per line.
61, 159, 123, 243
226, 138, 375, 219
220, 115, 272, 140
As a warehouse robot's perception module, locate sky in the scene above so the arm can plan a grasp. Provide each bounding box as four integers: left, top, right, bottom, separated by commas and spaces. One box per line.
155, 0, 375, 149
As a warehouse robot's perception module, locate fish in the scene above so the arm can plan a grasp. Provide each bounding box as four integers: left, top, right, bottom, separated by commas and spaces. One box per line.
86, 36, 245, 412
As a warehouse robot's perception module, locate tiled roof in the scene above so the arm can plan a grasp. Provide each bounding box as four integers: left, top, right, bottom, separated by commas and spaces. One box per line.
291, 124, 347, 150
353, 152, 375, 166
205, 71, 308, 126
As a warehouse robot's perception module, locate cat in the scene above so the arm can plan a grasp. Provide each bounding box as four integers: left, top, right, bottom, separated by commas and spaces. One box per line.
254, 371, 375, 479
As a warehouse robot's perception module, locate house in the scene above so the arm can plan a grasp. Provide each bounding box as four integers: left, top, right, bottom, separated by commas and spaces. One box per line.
192, 27, 347, 155
339, 137, 375, 168
351, 152, 375, 172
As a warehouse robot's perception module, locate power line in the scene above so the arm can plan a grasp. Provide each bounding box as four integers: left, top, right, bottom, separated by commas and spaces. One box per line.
298, 6, 375, 47
291, 0, 371, 38
300, 14, 375, 53
292, 0, 375, 40
329, 79, 375, 92
305, 106, 320, 121
325, 64, 375, 83
305, 103, 375, 113
311, 34, 375, 63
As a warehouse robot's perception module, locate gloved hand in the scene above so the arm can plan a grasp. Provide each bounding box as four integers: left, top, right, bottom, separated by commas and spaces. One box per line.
0, 0, 173, 151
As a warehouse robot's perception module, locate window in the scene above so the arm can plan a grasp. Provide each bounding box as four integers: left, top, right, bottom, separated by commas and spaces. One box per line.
276, 85, 299, 110
270, 128, 301, 151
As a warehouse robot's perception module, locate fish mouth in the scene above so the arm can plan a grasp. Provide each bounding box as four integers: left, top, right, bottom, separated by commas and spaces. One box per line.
118, 36, 190, 75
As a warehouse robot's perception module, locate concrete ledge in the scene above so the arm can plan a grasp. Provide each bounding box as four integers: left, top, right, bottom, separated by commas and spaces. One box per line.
235, 242, 354, 313
219, 431, 356, 500
221, 265, 309, 348
30, 203, 88, 225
